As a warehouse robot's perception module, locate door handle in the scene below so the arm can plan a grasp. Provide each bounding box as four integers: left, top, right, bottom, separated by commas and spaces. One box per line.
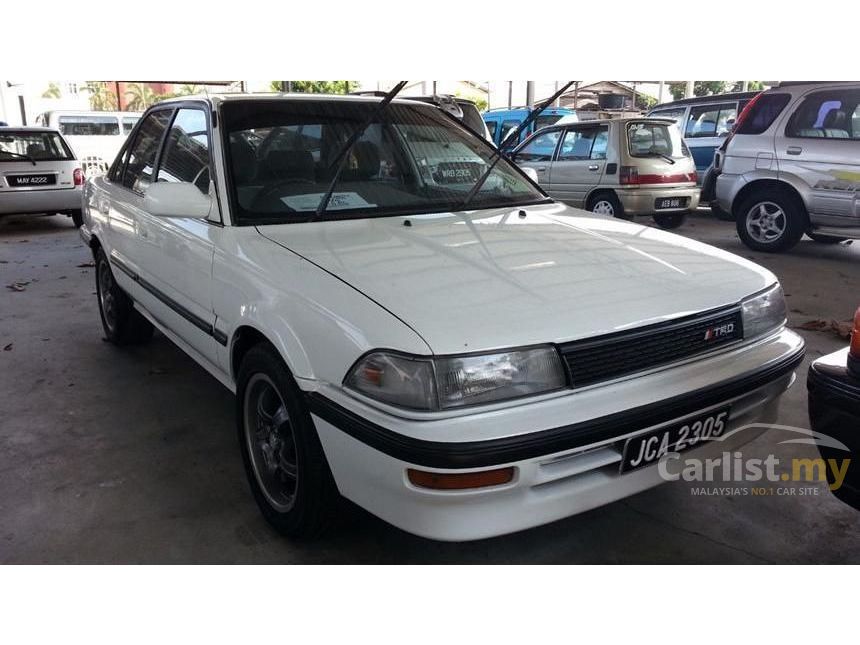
787, 146, 802, 155
536, 167, 547, 172
588, 164, 600, 171
98, 201, 110, 215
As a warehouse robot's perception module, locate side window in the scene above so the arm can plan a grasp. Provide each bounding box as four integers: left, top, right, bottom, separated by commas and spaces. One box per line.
685, 103, 736, 138
122, 110, 172, 193
157, 109, 211, 193
485, 120, 497, 139
500, 120, 519, 144
516, 129, 560, 162
558, 128, 599, 161
122, 117, 139, 135
590, 127, 609, 159
786, 89, 860, 140
108, 143, 131, 182
736, 93, 791, 135
649, 107, 685, 124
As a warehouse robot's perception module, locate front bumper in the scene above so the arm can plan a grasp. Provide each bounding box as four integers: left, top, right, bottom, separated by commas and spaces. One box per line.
0, 186, 82, 215
808, 348, 860, 510
616, 186, 700, 216
311, 328, 804, 541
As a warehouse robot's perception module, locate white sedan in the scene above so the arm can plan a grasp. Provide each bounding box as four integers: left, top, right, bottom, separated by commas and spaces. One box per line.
80, 94, 804, 541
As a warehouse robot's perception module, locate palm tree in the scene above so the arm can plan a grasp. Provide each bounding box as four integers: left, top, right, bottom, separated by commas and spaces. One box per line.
177, 84, 200, 96
85, 82, 117, 111
125, 83, 156, 111
42, 83, 61, 99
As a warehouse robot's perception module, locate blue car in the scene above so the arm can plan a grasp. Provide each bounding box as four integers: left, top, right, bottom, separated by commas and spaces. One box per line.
648, 91, 760, 183
483, 106, 577, 148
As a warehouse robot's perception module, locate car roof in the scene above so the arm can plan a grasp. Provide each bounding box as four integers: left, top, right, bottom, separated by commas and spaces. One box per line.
650, 91, 761, 110
156, 92, 438, 109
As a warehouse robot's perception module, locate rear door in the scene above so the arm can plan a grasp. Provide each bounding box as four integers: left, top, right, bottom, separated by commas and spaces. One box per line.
547, 124, 609, 206
775, 87, 860, 227
0, 130, 78, 201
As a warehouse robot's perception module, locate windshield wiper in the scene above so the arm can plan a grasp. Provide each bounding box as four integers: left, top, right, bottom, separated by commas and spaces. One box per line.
459, 81, 574, 210
641, 151, 675, 164
2, 151, 37, 166
313, 80, 408, 219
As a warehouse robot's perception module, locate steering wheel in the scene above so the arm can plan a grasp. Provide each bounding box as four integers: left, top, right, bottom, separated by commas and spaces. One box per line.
250, 177, 316, 212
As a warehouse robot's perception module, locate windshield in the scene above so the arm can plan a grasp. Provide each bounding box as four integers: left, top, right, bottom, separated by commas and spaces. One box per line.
0, 131, 73, 162
223, 100, 546, 225
626, 121, 688, 159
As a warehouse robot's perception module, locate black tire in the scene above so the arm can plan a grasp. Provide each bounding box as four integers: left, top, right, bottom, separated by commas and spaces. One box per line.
588, 191, 629, 220
710, 202, 734, 221
94, 247, 153, 345
652, 213, 688, 229
71, 210, 83, 228
236, 344, 339, 539
735, 187, 806, 253
807, 232, 848, 244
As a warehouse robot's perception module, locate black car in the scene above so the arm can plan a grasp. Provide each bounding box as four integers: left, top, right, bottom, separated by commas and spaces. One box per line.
808, 308, 860, 509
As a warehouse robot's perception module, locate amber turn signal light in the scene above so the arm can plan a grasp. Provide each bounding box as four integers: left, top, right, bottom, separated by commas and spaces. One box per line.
407, 467, 515, 490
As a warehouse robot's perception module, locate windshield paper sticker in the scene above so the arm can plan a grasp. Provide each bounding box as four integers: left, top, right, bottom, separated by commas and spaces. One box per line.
280, 192, 376, 211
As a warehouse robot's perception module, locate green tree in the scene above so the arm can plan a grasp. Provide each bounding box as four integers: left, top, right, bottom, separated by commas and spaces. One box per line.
85, 82, 117, 111
42, 82, 61, 99
125, 83, 157, 111
176, 84, 201, 96
668, 81, 732, 101
455, 91, 488, 112
270, 81, 355, 94
635, 93, 657, 110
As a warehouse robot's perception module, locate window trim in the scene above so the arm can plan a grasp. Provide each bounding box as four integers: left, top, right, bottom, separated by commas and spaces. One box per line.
784, 89, 860, 142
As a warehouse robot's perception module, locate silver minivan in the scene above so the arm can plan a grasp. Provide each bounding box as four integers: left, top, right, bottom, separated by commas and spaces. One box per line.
714, 82, 860, 252
511, 117, 699, 229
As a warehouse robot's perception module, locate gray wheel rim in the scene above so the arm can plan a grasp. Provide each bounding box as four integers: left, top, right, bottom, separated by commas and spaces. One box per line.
97, 260, 117, 332
244, 374, 298, 512
592, 200, 615, 215
746, 201, 786, 243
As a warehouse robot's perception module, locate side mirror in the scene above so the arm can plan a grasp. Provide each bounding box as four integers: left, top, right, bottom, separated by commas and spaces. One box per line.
521, 167, 539, 183
143, 182, 212, 219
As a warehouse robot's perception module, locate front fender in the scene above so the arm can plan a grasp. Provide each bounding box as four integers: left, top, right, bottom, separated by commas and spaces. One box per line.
213, 228, 431, 389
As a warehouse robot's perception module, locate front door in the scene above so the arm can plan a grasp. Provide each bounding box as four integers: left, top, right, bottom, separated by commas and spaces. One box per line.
512, 128, 562, 189
548, 124, 609, 207
136, 106, 221, 367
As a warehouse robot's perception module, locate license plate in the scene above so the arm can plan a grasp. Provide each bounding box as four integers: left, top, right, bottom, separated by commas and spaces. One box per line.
655, 197, 687, 209
620, 407, 730, 473
9, 174, 56, 187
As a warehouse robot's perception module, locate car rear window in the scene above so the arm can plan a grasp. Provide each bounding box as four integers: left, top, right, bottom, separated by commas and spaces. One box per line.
627, 121, 689, 158
735, 93, 790, 135
0, 131, 74, 162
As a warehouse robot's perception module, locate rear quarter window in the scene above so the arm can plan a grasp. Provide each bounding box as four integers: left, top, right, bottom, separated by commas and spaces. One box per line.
736, 93, 791, 135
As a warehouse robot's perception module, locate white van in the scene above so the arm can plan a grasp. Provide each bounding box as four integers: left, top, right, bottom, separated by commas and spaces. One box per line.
34, 110, 141, 176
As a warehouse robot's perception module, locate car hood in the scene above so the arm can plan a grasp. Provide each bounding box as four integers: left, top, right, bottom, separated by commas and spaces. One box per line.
256, 202, 776, 355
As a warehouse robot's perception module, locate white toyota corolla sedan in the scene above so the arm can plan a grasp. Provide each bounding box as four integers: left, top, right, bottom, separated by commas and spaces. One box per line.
80, 94, 804, 541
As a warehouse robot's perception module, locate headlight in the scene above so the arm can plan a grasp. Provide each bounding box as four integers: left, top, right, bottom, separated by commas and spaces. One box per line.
345, 346, 566, 411
742, 283, 787, 339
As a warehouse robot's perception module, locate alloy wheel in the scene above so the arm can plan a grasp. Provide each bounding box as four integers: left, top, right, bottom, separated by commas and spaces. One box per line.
746, 201, 787, 244
243, 374, 299, 512
592, 200, 615, 216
